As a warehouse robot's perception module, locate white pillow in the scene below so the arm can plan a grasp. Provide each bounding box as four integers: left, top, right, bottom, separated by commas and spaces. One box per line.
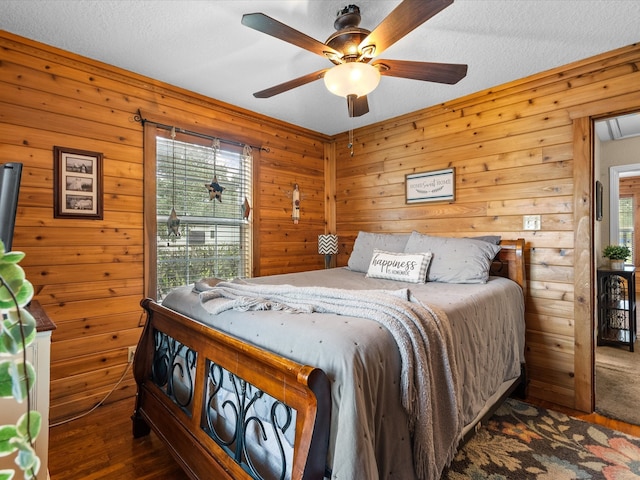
347, 231, 411, 273
404, 232, 500, 284
366, 249, 432, 283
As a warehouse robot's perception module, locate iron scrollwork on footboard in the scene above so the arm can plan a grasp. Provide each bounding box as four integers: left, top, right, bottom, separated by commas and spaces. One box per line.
151, 329, 197, 416
202, 360, 296, 480
136, 298, 332, 480
150, 329, 297, 480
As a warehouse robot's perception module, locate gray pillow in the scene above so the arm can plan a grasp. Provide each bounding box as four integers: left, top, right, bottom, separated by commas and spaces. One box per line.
347, 231, 410, 273
469, 235, 501, 245
404, 232, 501, 284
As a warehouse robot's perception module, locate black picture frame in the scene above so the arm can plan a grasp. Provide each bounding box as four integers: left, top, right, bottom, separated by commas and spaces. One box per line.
596, 180, 603, 221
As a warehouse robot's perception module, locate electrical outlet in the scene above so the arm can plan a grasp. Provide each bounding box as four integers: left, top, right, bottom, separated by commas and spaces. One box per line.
523, 215, 541, 231
128, 346, 136, 363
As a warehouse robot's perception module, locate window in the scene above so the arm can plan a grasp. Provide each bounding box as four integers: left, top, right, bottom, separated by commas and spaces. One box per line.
619, 196, 634, 264
155, 135, 252, 299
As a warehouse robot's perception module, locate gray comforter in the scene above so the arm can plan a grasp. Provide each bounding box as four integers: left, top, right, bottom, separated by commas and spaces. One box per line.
162, 267, 525, 480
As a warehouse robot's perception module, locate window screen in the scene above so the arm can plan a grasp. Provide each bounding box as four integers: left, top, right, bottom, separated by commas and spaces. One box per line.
156, 136, 251, 299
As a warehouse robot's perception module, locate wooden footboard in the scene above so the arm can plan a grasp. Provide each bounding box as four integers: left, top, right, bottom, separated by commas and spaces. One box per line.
132, 298, 331, 480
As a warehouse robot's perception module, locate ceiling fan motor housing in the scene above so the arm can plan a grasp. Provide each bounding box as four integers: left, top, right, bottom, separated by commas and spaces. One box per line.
334, 5, 361, 30
326, 5, 371, 63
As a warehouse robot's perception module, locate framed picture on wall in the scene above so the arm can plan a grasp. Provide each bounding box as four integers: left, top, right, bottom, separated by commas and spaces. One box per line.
54, 146, 103, 219
596, 180, 603, 221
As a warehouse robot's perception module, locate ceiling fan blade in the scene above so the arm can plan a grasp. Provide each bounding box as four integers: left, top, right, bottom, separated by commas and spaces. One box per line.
253, 69, 328, 98
242, 13, 341, 59
347, 95, 369, 117
373, 59, 467, 84
359, 0, 453, 58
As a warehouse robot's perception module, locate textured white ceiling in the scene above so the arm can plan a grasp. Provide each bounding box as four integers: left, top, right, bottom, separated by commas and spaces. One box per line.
1, 0, 639, 135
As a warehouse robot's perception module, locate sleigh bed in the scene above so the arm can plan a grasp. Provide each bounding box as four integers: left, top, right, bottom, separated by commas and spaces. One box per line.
132, 233, 527, 480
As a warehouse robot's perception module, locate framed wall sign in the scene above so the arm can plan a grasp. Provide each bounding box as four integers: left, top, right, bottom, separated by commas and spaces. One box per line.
54, 146, 103, 219
405, 168, 455, 204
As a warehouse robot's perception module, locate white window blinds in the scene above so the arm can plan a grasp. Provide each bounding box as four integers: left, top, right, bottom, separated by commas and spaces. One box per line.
155, 135, 252, 299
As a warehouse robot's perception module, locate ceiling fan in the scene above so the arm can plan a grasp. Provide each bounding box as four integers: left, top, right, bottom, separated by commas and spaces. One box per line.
241, 0, 468, 118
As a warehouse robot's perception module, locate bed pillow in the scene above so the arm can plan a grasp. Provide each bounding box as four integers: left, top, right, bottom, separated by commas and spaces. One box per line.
469, 235, 501, 245
366, 250, 432, 283
404, 232, 501, 284
347, 231, 411, 273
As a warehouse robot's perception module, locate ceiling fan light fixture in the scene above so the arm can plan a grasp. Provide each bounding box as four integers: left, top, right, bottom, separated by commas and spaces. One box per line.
323, 62, 380, 98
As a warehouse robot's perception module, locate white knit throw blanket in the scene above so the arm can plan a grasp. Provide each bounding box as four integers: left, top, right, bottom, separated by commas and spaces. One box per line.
198, 280, 463, 480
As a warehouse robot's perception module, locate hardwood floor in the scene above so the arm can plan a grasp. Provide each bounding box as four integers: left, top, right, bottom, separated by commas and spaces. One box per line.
48, 397, 188, 480
47, 394, 640, 480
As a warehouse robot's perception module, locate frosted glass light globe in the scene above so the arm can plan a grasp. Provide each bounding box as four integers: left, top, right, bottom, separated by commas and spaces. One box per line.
324, 62, 381, 98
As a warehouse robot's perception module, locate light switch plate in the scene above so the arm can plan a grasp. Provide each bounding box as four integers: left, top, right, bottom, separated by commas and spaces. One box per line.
523, 215, 541, 231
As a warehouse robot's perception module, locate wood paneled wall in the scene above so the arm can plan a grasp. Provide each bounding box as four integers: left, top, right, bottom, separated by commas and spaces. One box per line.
334, 42, 640, 410
0, 31, 329, 423
3, 27, 640, 419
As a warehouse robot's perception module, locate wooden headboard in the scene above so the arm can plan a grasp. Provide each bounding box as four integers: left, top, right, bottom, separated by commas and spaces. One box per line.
492, 238, 526, 295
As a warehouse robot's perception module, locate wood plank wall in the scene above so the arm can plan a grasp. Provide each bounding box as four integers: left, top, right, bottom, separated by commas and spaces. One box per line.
0, 31, 329, 423
334, 42, 640, 410
2, 27, 640, 419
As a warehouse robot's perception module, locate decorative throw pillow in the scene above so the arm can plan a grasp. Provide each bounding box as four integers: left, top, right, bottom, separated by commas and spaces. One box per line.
404, 232, 501, 284
366, 249, 432, 283
347, 231, 411, 273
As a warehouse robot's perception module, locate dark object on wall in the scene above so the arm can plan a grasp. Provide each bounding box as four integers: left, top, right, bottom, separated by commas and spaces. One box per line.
0, 162, 23, 251
54, 146, 103, 219
596, 180, 603, 221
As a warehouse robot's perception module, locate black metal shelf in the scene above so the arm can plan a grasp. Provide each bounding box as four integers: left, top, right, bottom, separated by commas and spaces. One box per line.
597, 266, 636, 352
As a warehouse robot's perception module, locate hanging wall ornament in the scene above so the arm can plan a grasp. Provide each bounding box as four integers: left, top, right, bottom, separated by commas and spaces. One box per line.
242, 196, 251, 219
168, 126, 181, 237
204, 138, 224, 202
242, 144, 253, 159
206, 175, 225, 202
241, 145, 253, 220
292, 183, 300, 224
167, 207, 181, 236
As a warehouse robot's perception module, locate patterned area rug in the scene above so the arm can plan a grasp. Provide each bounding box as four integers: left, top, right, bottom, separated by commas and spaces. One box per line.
442, 398, 640, 479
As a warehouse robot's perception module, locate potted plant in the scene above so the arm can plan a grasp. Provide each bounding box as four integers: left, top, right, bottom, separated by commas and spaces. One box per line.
0, 241, 40, 480
602, 244, 631, 270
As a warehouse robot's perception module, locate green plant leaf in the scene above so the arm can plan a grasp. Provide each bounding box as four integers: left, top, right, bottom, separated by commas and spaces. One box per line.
0, 469, 15, 480
0, 334, 19, 356
12, 281, 33, 310
0, 361, 15, 398
0, 424, 18, 455
0, 281, 33, 311
0, 251, 25, 265
14, 441, 38, 475
0, 264, 25, 303
0, 311, 36, 356
10, 361, 36, 402
2, 310, 36, 352
16, 412, 41, 441
0, 361, 36, 401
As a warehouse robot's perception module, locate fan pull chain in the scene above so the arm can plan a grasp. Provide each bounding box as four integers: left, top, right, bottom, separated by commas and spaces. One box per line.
348, 98, 354, 157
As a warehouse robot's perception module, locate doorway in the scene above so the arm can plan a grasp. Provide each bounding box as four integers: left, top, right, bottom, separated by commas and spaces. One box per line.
594, 112, 640, 425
